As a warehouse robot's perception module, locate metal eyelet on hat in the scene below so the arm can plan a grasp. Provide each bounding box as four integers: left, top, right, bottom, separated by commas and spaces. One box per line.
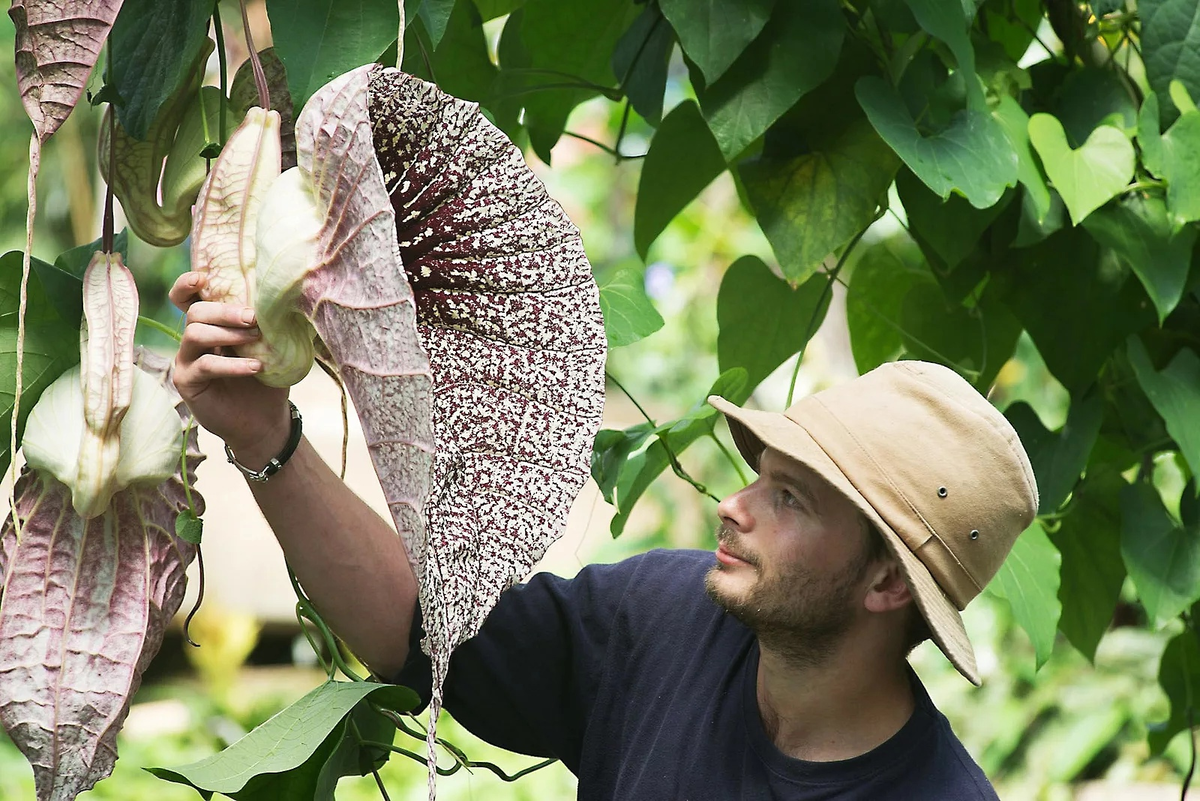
937, 487, 948, 498
969, 530, 980, 540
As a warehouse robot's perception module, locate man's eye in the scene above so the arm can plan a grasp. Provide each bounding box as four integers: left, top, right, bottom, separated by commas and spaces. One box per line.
777, 489, 802, 510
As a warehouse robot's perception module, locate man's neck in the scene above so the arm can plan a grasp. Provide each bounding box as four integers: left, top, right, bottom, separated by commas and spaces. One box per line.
755, 639, 915, 762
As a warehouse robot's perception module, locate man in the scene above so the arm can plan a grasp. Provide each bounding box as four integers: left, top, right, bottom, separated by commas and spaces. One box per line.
171, 272, 1037, 799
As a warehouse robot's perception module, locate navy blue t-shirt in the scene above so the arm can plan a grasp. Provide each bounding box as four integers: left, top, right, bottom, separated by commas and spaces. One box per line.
398, 549, 998, 800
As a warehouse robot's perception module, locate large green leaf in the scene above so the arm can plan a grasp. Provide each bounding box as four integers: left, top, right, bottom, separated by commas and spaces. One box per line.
697, 0, 844, 160
1149, 628, 1200, 755
845, 247, 928, 373
1004, 392, 1104, 515
634, 100, 727, 258
611, 2, 674, 126
897, 279, 1021, 390
517, 0, 637, 161
1139, 0, 1200, 129
1051, 467, 1127, 662
1138, 86, 1200, 225
987, 522, 1061, 668
856, 76, 1018, 209
265, 0, 400, 110
997, 228, 1154, 393
109, 0, 214, 140
895, 168, 1009, 273
402, 0, 496, 104
418, 0, 457, 48
1050, 68, 1138, 147
597, 267, 664, 347
659, 0, 774, 84
1120, 481, 1200, 625
1027, 114, 1135, 226
592, 369, 749, 536
0, 251, 83, 478
1127, 339, 1200, 480
473, 0, 524, 19
148, 682, 418, 798
716, 256, 830, 391
740, 118, 898, 283
993, 94, 1052, 226
903, 0, 983, 110
1083, 195, 1197, 323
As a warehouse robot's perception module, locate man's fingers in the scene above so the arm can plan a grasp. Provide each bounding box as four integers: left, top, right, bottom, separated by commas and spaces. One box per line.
185, 300, 257, 328
174, 353, 263, 391
169, 272, 206, 312
178, 322, 261, 358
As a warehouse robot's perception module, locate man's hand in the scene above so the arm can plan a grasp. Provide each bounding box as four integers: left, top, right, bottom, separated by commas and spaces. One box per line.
170, 271, 290, 463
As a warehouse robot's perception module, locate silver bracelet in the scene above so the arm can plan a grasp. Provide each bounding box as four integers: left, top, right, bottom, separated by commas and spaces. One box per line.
224, 402, 302, 482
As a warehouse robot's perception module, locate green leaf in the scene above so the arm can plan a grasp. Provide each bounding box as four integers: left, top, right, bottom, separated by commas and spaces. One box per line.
472, 0, 524, 20
896, 168, 1009, 273
175, 510, 204, 545
265, 0, 400, 110
1083, 195, 1198, 323
1127, 339, 1200, 480
716, 256, 831, 391
592, 369, 749, 536
1013, 188, 1066, 248
903, 0, 984, 110
896, 278, 1021, 390
40, 230, 130, 326
1051, 68, 1138, 147
517, 0, 637, 161
403, 0, 496, 104
0, 251, 84, 478
109, 0, 214, 140
1138, 86, 1200, 225
740, 118, 899, 283
1149, 629, 1200, 755
1027, 114, 1135, 226
993, 94, 1052, 226
418, 0, 457, 48
855, 76, 1018, 209
147, 682, 418, 798
1120, 481, 1200, 625
1051, 467, 1126, 662
659, 0, 774, 84
997, 227, 1154, 393
596, 268, 664, 347
1139, 0, 1200, 129
987, 522, 1061, 668
697, 0, 844, 160
846, 247, 928, 373
634, 100, 727, 258
611, 3, 674, 126
1004, 392, 1104, 514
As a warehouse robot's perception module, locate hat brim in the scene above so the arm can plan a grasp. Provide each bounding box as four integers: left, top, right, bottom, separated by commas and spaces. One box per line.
708, 395, 981, 686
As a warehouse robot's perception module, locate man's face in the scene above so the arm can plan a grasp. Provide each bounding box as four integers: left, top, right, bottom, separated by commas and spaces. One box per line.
705, 447, 879, 664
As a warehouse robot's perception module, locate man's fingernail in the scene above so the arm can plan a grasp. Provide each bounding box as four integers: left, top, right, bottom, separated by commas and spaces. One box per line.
242, 308, 256, 324
248, 360, 263, 373
188, 274, 199, 285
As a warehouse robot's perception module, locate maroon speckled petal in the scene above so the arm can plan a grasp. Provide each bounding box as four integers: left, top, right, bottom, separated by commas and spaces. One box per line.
367, 67, 606, 694
0, 351, 203, 801
9, 0, 124, 143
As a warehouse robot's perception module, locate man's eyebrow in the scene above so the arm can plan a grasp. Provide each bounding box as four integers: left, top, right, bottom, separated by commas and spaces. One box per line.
765, 467, 821, 511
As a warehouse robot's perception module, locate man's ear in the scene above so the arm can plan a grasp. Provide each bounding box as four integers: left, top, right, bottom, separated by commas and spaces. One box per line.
863, 561, 913, 613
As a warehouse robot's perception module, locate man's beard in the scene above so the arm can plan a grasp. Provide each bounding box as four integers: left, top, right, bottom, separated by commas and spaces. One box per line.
705, 525, 872, 669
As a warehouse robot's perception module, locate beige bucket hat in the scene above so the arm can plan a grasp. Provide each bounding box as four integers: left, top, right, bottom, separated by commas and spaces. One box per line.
708, 360, 1038, 685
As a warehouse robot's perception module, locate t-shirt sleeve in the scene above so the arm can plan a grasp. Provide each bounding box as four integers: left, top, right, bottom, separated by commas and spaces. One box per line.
394, 555, 646, 771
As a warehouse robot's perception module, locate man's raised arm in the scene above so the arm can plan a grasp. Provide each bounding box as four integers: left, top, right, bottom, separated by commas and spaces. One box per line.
170, 271, 416, 678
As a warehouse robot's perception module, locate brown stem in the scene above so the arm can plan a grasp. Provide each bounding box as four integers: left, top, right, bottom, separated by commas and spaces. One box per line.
183, 546, 206, 647
239, 0, 270, 108
102, 103, 116, 254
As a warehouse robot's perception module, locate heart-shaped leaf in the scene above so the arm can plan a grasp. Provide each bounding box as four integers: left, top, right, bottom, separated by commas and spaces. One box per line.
1004, 392, 1104, 514
660, 0, 774, 84
597, 268, 664, 347
9, 0, 124, 143
856, 76, 1017, 209
1138, 85, 1200, 225
1083, 194, 1197, 322
1127, 339, 1200, 480
0, 351, 202, 801
611, 2, 674, 125
1139, 0, 1200, 129
994, 94, 1052, 225
1027, 113, 1135, 225
1149, 629, 1200, 755
987, 522, 1061, 668
1120, 480, 1200, 625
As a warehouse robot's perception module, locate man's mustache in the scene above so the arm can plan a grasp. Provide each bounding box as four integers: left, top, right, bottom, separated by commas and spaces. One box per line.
715, 523, 760, 568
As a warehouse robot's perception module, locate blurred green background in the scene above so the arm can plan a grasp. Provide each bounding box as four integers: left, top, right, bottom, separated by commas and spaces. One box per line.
0, 4, 1194, 800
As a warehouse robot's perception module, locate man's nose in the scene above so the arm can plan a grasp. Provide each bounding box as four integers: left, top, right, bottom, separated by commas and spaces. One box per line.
717, 485, 755, 532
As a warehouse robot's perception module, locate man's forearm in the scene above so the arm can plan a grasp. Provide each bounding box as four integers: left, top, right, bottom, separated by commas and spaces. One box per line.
237, 434, 417, 678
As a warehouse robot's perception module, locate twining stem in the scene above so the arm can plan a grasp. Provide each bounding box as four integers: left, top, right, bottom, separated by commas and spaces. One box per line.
359, 739, 557, 781
182, 548, 206, 647
137, 315, 183, 342
238, 0, 270, 109
786, 221, 873, 408
561, 129, 646, 160
710, 432, 747, 486
347, 717, 394, 801
286, 562, 366, 681
180, 416, 205, 646
212, 3, 228, 148
11, 133, 40, 546
316, 358, 349, 479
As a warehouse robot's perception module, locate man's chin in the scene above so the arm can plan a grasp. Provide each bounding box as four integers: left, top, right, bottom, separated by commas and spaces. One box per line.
704, 565, 752, 612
